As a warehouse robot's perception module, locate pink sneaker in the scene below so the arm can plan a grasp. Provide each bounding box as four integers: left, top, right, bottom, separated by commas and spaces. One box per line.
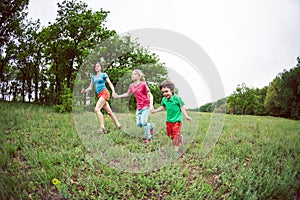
144, 139, 151, 143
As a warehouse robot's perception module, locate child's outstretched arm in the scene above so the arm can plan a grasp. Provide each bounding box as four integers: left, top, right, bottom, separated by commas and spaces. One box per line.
151, 106, 165, 114
106, 76, 116, 94
81, 81, 93, 93
113, 91, 130, 98
181, 107, 192, 121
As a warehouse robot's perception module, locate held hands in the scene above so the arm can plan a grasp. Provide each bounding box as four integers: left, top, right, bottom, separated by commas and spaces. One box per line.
186, 116, 192, 121
150, 105, 154, 111
81, 89, 86, 94
112, 92, 118, 98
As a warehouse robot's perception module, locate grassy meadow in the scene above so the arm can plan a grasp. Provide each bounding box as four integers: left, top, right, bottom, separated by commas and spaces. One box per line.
1, 101, 300, 199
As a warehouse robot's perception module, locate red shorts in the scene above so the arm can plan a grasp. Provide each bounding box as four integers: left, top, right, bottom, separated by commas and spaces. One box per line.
97, 89, 110, 101
166, 122, 182, 146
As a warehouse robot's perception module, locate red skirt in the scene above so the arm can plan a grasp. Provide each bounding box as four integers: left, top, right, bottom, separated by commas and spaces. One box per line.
97, 89, 110, 101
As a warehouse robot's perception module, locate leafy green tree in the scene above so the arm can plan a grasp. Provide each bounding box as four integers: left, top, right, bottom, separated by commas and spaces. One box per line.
41, 0, 114, 106
12, 21, 42, 102
264, 78, 281, 117
253, 86, 268, 116
199, 98, 226, 113
199, 102, 212, 112
55, 0, 114, 88
265, 57, 300, 119
227, 84, 268, 116
0, 0, 29, 99
227, 83, 253, 114
279, 61, 300, 119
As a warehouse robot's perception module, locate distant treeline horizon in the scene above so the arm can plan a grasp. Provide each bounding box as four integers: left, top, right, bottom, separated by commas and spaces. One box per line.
193, 57, 300, 120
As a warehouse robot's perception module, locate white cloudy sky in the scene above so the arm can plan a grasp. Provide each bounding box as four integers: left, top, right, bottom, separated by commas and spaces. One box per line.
28, 0, 300, 108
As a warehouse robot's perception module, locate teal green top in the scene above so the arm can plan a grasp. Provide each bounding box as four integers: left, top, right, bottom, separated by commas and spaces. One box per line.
161, 94, 185, 122
91, 73, 107, 94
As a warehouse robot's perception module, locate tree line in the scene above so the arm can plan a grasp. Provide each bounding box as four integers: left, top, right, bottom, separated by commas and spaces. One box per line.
199, 57, 300, 120
0, 0, 167, 112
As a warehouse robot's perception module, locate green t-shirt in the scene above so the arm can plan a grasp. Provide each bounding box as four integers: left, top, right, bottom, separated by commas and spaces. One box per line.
161, 94, 185, 122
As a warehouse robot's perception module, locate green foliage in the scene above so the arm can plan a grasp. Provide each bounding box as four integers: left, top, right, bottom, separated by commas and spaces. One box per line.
199, 99, 227, 113
227, 83, 256, 115
54, 87, 73, 113
264, 57, 300, 119
200, 102, 212, 112
253, 86, 268, 115
40, 0, 115, 105
0, 0, 30, 99
226, 83, 268, 116
0, 0, 29, 50
264, 77, 281, 116
149, 84, 164, 106
1, 102, 300, 199
12, 20, 42, 103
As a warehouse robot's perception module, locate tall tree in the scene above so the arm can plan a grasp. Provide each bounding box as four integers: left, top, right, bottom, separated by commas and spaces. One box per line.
55, 0, 114, 87
253, 86, 268, 116
0, 0, 29, 99
264, 57, 300, 119
42, 0, 114, 104
13, 20, 42, 102
279, 61, 300, 119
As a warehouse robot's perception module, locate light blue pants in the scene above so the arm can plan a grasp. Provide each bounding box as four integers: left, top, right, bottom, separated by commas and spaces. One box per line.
136, 108, 154, 140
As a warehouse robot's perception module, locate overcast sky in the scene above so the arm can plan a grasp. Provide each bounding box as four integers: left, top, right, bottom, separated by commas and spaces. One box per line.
28, 0, 300, 108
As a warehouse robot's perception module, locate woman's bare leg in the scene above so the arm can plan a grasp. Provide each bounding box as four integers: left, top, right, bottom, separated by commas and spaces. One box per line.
95, 97, 107, 129
103, 102, 122, 128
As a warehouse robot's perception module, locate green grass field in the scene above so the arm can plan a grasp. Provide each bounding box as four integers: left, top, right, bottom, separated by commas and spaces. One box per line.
1, 101, 300, 199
